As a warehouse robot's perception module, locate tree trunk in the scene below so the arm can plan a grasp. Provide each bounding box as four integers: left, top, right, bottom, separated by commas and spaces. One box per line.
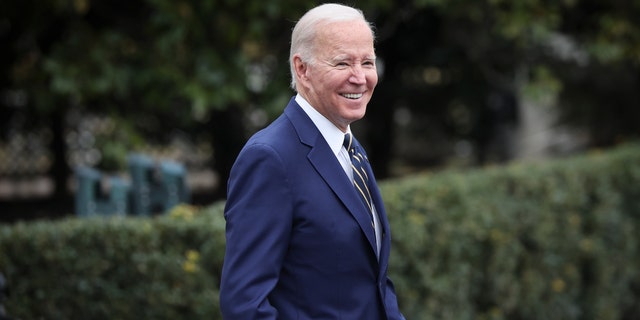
48, 107, 72, 218
51, 109, 68, 197
210, 106, 246, 201
364, 85, 395, 179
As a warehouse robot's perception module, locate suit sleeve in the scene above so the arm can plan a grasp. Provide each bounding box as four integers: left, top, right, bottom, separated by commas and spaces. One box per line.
219, 144, 293, 319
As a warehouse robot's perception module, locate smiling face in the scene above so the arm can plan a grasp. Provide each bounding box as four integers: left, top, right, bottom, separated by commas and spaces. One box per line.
293, 19, 378, 132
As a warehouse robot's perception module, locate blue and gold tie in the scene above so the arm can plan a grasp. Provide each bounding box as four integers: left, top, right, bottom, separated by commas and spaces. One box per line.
343, 133, 374, 223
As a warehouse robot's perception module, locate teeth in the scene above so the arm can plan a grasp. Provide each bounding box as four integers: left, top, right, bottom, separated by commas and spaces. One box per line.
342, 93, 363, 99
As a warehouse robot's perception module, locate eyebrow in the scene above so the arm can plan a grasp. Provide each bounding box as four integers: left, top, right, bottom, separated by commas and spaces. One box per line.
331, 54, 377, 62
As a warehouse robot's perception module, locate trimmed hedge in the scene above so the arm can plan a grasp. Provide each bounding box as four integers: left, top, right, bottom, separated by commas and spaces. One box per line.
1, 143, 639, 319
385, 143, 640, 319
0, 205, 227, 319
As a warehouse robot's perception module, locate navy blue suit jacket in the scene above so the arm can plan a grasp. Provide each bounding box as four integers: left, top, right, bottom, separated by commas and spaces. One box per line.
220, 97, 404, 319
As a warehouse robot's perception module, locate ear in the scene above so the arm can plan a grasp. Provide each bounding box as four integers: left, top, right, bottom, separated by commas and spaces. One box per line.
293, 54, 309, 84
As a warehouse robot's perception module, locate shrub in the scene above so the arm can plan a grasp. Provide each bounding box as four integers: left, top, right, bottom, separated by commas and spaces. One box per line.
384, 143, 640, 319
0, 204, 226, 319
1, 143, 639, 319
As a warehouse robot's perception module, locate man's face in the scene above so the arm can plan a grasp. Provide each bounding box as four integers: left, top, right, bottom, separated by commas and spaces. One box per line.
295, 19, 378, 132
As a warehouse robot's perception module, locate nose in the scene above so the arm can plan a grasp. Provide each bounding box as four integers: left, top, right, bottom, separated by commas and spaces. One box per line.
349, 66, 366, 84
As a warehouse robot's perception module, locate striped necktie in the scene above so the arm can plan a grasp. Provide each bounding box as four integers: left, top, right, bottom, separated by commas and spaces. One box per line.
343, 133, 374, 223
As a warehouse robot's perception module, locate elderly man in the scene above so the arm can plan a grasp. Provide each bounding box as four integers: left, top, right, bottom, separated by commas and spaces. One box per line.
220, 4, 405, 319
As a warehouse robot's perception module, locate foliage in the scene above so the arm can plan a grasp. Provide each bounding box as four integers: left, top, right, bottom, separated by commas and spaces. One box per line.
367, 0, 639, 152
0, 203, 227, 319
1, 143, 640, 319
384, 143, 640, 319
2, 0, 639, 175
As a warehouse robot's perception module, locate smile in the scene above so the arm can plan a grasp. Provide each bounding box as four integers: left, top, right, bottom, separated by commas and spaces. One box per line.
341, 93, 363, 99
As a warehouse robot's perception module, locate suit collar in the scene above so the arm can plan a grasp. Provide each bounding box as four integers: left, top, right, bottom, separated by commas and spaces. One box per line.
284, 98, 315, 147
294, 94, 347, 157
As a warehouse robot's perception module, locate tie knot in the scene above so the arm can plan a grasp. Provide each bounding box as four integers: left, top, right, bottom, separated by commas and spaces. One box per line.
343, 133, 353, 152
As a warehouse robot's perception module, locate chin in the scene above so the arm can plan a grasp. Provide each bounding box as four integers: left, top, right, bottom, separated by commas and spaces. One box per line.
347, 111, 367, 122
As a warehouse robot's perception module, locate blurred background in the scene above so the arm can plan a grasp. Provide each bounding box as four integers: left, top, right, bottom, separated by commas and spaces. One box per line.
1, 0, 638, 222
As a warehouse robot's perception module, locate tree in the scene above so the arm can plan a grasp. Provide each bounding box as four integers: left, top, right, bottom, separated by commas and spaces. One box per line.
1, 0, 313, 202
2, 0, 639, 212
362, 0, 639, 169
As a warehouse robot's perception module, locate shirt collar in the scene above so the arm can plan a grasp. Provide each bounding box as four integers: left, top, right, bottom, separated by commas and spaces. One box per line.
295, 94, 350, 157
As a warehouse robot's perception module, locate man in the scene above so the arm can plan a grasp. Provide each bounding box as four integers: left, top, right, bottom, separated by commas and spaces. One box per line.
220, 3, 405, 319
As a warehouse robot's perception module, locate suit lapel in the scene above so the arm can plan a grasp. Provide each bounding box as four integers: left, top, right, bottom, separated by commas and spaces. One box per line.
284, 100, 378, 256
308, 136, 378, 254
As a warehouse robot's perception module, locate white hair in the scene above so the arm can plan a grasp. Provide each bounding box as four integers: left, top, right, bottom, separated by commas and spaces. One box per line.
289, 3, 375, 90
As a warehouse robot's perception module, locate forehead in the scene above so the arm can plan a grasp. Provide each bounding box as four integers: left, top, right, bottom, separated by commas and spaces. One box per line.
314, 20, 375, 57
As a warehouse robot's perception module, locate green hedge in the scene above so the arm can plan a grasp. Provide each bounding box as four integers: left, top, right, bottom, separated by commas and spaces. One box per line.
385, 143, 640, 319
1, 143, 639, 319
0, 205, 227, 319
